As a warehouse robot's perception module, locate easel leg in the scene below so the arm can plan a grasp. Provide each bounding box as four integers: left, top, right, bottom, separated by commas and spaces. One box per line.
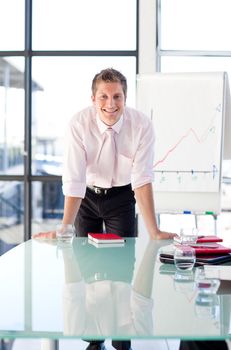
194, 214, 198, 229
213, 214, 218, 235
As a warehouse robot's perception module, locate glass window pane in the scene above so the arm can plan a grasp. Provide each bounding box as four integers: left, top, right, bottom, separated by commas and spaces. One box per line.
32, 0, 137, 50
0, 0, 25, 50
0, 181, 24, 248
160, 56, 231, 83
32, 181, 64, 233
161, 0, 231, 50
32, 56, 136, 176
0, 57, 24, 175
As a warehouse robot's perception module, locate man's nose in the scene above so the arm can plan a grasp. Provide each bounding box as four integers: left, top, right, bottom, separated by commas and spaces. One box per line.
106, 97, 115, 107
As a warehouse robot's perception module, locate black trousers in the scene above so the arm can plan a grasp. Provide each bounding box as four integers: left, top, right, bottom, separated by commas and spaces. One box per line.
75, 184, 136, 238
75, 184, 135, 350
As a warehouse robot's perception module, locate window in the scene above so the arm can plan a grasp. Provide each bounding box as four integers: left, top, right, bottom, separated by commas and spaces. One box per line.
0, 0, 138, 242
0, 0, 25, 51
0, 58, 24, 175
32, 0, 137, 51
157, 0, 231, 81
160, 0, 231, 51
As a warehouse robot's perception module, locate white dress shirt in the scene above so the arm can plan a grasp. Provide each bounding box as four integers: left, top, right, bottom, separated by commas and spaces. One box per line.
63, 280, 154, 337
62, 105, 155, 198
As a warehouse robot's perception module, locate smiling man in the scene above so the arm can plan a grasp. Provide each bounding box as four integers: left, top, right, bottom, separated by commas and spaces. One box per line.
35, 68, 176, 350
92, 76, 125, 126
60, 68, 175, 242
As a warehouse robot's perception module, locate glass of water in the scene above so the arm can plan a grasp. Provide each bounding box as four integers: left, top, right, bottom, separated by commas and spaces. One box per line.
174, 245, 196, 271
56, 224, 75, 242
179, 227, 198, 245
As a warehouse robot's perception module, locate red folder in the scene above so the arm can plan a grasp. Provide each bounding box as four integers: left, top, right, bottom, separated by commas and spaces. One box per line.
190, 243, 231, 255
197, 235, 223, 243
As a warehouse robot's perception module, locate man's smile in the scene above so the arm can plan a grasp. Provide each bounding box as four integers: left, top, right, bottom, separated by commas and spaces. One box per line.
102, 109, 118, 114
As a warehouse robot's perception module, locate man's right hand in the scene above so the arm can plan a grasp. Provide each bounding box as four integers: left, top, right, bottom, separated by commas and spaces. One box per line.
32, 231, 57, 240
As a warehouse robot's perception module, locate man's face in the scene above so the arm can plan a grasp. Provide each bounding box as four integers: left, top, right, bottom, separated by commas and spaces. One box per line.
92, 81, 126, 126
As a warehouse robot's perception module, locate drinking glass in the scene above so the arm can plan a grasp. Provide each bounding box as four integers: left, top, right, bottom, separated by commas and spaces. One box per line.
56, 224, 75, 242
174, 245, 196, 271
179, 227, 198, 245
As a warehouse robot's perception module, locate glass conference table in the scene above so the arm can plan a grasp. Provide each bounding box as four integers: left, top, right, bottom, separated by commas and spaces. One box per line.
0, 236, 231, 348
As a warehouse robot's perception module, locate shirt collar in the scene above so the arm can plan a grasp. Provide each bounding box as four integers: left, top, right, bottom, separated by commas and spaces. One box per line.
96, 114, 123, 134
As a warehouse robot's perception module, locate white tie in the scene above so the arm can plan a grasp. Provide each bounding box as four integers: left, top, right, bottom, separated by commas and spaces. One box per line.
97, 128, 116, 188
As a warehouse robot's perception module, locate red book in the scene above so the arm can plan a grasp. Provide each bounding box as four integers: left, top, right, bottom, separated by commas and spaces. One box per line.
88, 240, 125, 248
197, 235, 223, 243
190, 243, 231, 255
88, 233, 125, 244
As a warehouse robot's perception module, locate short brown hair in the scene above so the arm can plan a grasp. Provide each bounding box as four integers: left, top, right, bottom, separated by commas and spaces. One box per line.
91, 68, 127, 97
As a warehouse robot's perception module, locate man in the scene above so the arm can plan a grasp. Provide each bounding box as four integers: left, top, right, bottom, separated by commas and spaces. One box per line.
35, 68, 176, 349
61, 67, 174, 241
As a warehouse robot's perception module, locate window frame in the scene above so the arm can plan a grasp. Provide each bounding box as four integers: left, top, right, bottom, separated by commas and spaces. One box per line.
156, 0, 231, 72
0, 0, 139, 240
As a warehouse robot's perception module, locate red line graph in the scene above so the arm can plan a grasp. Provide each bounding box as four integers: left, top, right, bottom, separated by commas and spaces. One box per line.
154, 128, 200, 168
153, 104, 221, 169
154, 124, 216, 169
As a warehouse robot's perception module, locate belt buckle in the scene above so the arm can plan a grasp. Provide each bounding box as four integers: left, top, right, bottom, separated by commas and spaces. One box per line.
94, 187, 108, 195
95, 187, 101, 194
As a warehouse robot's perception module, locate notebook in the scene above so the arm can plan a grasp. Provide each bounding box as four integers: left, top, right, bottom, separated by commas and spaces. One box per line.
189, 243, 231, 255
88, 233, 125, 244
196, 235, 223, 243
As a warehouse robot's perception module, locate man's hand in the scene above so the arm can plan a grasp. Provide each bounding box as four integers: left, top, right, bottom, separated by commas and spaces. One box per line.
33, 196, 81, 240
33, 231, 56, 240
152, 229, 178, 240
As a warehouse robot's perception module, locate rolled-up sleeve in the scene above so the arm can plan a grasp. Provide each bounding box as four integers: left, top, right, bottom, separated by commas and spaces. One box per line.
131, 117, 155, 190
62, 117, 87, 198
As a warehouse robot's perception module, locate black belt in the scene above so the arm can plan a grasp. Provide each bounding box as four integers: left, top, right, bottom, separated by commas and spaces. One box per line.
87, 184, 131, 195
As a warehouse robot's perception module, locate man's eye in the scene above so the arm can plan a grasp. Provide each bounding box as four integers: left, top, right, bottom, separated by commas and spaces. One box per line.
100, 95, 107, 99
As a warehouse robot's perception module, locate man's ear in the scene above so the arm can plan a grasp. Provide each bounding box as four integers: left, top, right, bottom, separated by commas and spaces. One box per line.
91, 95, 95, 103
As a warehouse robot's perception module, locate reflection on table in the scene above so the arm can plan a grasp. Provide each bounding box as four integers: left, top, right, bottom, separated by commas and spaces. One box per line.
0, 237, 230, 340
